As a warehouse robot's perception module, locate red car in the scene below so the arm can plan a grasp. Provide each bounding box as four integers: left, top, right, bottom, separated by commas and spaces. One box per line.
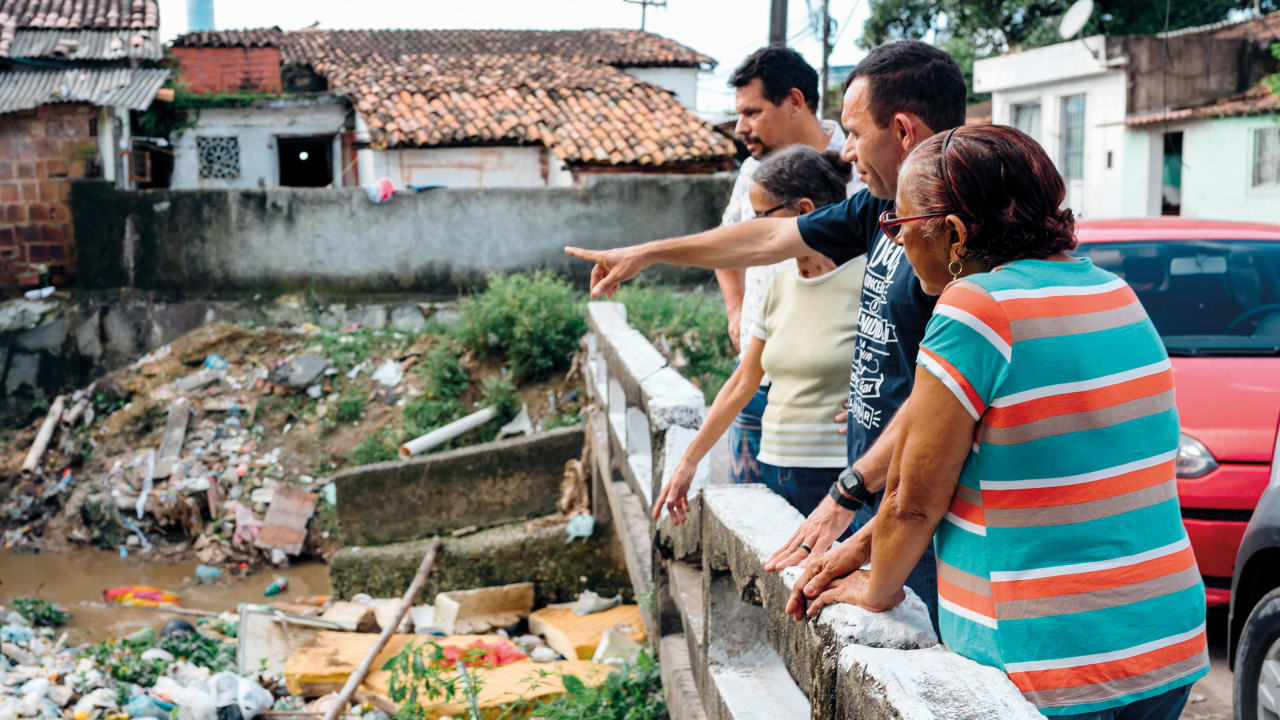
1073, 218, 1280, 607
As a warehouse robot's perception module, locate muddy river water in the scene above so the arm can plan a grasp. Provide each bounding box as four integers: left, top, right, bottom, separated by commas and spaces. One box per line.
0, 550, 331, 644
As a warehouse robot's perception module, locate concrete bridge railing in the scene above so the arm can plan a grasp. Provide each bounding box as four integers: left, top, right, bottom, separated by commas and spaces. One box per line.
583, 301, 1042, 720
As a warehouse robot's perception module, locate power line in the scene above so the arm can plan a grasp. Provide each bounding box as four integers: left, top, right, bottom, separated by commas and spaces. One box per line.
831, 0, 863, 48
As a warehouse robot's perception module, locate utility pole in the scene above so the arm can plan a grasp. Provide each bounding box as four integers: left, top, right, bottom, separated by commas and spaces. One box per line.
769, 0, 788, 45
820, 0, 831, 117
623, 0, 667, 31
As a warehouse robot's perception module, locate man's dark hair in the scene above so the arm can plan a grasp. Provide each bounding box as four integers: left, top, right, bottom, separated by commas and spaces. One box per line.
753, 146, 851, 211
843, 40, 965, 134
729, 45, 819, 113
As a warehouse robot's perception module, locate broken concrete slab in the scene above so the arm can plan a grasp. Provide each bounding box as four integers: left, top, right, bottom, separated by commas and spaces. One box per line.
318, 602, 377, 633
329, 515, 630, 607
15, 316, 67, 353
334, 426, 582, 546
432, 581, 534, 635
528, 604, 645, 661
659, 634, 709, 720
75, 309, 103, 359
389, 304, 426, 332
4, 352, 38, 394
276, 354, 329, 389
255, 487, 318, 556
0, 298, 55, 333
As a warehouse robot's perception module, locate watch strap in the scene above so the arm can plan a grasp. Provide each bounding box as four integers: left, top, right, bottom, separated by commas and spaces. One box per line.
828, 482, 862, 511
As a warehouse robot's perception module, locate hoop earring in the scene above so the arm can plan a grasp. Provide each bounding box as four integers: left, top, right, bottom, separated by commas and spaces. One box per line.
948, 259, 964, 280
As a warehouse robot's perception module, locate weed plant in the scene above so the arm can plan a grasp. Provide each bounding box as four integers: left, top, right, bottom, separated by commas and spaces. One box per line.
614, 283, 735, 402
455, 272, 585, 382
11, 598, 70, 626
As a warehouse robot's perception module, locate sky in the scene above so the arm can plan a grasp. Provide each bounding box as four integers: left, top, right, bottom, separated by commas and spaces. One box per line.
156, 0, 873, 114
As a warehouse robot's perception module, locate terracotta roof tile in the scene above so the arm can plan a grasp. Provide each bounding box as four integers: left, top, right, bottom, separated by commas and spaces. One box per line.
0, 0, 157, 30
171, 27, 715, 68
1126, 82, 1279, 126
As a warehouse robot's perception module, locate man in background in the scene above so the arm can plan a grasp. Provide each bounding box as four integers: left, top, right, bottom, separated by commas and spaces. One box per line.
719, 46, 861, 485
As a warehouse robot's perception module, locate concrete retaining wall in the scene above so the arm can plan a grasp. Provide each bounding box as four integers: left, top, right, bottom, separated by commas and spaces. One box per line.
333, 427, 583, 546
582, 300, 1043, 720
70, 174, 732, 295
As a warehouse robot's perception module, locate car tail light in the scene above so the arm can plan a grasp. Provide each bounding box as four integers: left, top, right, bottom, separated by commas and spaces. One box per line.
1177, 433, 1218, 479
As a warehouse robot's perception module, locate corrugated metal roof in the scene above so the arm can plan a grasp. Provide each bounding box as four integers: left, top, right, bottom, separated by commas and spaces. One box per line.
6, 29, 161, 59
0, 66, 169, 113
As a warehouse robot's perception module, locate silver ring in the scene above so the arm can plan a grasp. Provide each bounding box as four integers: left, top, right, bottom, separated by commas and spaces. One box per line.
799, 543, 812, 553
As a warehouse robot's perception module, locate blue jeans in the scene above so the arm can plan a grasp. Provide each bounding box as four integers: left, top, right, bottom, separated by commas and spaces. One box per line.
728, 382, 769, 485
759, 464, 841, 517
1051, 683, 1191, 720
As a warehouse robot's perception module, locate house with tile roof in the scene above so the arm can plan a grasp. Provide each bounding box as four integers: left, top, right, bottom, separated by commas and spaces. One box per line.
165, 27, 735, 190
0, 0, 171, 286
973, 10, 1279, 222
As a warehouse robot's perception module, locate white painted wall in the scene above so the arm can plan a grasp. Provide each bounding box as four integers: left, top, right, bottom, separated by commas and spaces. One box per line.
171, 100, 347, 189
623, 66, 700, 109
976, 37, 1128, 218
1124, 116, 1280, 223
360, 145, 574, 189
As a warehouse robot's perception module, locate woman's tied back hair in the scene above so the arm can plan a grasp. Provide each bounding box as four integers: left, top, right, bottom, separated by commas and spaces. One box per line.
752, 145, 852, 211
905, 124, 1078, 268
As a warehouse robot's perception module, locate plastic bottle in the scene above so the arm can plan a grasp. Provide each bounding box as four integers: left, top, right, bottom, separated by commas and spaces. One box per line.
263, 577, 288, 596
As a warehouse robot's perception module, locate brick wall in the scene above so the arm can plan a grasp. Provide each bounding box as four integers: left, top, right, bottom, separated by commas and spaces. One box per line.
171, 46, 283, 94
0, 103, 97, 287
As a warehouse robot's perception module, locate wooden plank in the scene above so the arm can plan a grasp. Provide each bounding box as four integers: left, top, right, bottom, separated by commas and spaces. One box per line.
284, 631, 510, 697
256, 487, 318, 555
153, 398, 190, 479
365, 657, 613, 719
527, 604, 646, 661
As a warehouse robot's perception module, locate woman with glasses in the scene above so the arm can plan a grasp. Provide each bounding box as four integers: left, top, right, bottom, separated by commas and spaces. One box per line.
786, 125, 1207, 719
655, 145, 866, 524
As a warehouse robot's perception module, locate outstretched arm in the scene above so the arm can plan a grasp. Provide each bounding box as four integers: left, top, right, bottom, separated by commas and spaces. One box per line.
565, 217, 808, 298
654, 338, 767, 524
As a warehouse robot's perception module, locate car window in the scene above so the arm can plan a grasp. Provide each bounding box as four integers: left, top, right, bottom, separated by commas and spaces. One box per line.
1073, 240, 1280, 356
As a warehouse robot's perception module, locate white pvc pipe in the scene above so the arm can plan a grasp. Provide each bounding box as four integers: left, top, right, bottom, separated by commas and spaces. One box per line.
399, 406, 498, 458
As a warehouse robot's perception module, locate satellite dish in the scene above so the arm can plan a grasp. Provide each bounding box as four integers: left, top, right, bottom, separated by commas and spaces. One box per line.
1059, 0, 1094, 39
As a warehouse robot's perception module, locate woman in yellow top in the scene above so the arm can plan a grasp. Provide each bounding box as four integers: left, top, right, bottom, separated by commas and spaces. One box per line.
656, 145, 865, 524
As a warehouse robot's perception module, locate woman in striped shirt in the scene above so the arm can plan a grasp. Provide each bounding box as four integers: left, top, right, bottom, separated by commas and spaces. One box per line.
786, 125, 1207, 719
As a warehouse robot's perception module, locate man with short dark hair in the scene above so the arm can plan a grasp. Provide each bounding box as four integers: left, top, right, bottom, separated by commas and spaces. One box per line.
717, 46, 858, 487
566, 41, 967, 627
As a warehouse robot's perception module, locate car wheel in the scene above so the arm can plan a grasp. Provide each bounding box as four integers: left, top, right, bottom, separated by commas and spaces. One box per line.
1236, 587, 1280, 720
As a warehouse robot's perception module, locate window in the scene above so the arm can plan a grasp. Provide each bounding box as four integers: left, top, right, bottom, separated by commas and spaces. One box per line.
1059, 94, 1086, 181
277, 135, 334, 187
197, 136, 240, 179
1011, 102, 1041, 141
1254, 127, 1280, 188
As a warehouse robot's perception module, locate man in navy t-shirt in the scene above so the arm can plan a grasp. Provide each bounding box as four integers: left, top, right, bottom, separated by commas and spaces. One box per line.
566, 41, 967, 627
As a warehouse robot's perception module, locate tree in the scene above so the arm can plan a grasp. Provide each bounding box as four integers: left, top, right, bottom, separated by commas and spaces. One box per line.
860, 0, 1280, 106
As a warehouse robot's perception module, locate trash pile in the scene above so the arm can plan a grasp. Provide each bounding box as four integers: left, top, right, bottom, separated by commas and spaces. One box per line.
0, 319, 584, 565
0, 581, 648, 720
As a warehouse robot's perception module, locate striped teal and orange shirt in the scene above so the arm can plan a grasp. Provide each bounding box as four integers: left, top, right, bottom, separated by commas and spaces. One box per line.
917, 258, 1208, 716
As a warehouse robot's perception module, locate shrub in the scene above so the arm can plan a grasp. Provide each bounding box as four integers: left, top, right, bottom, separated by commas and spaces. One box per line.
420, 343, 469, 400
480, 373, 519, 425
455, 272, 586, 382
334, 386, 365, 423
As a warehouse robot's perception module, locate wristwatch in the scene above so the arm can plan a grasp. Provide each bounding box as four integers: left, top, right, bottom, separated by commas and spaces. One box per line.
828, 466, 876, 511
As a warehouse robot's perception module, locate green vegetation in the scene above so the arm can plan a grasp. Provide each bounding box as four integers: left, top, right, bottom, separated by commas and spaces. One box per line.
615, 283, 736, 402
527, 651, 666, 720
383, 641, 666, 720
334, 386, 366, 424
1268, 42, 1280, 98
11, 598, 71, 627
85, 631, 236, 689
348, 429, 399, 465
456, 272, 586, 382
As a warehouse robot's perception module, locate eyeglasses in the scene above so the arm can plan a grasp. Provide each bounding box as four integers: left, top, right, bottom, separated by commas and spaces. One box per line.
755, 203, 789, 218
879, 209, 947, 241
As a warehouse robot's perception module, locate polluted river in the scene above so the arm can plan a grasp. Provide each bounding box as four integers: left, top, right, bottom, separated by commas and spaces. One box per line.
0, 549, 331, 644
